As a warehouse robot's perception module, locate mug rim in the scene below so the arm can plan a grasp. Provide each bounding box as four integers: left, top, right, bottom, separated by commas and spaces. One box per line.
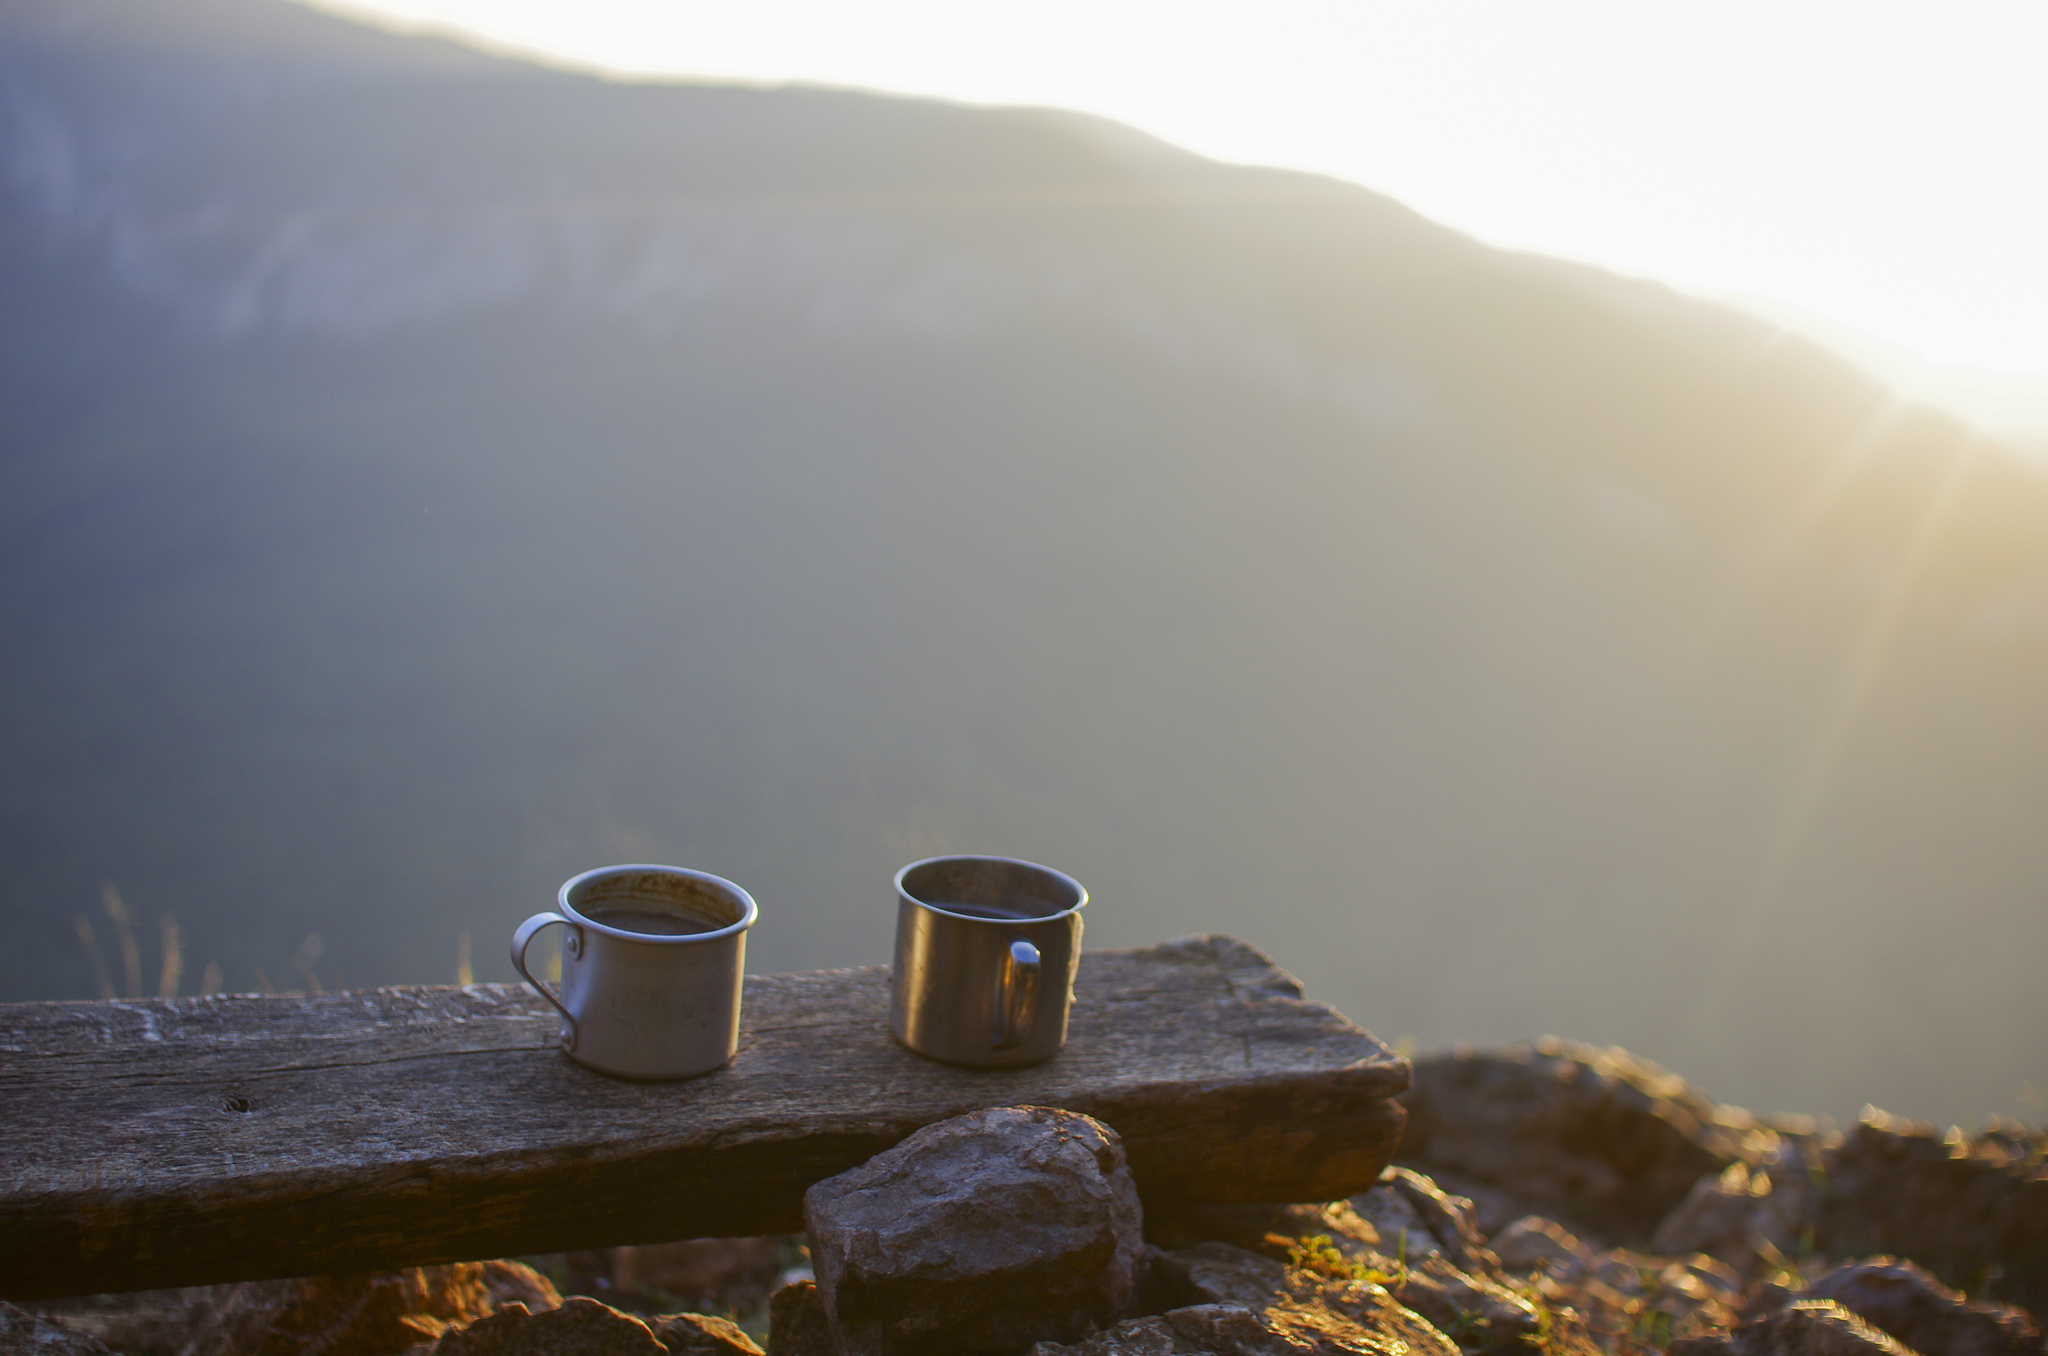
558, 863, 759, 944
894, 853, 1088, 924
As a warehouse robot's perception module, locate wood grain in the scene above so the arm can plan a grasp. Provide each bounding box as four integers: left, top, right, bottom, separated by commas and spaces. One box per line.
0, 935, 1407, 1300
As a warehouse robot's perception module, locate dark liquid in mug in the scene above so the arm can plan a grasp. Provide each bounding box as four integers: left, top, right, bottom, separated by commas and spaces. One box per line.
926, 896, 1058, 922
581, 906, 720, 936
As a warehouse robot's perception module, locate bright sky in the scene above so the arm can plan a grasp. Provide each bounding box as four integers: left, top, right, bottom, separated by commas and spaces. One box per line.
309, 0, 2048, 444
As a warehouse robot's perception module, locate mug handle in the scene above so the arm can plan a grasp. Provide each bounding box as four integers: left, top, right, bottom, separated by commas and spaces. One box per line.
511, 911, 582, 1052
991, 937, 1041, 1051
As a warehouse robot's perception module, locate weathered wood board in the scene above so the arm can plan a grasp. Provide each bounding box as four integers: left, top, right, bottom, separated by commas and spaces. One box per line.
0, 935, 1408, 1300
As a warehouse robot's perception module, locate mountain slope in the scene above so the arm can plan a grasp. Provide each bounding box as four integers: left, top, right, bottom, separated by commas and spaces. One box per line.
3, 0, 2046, 1124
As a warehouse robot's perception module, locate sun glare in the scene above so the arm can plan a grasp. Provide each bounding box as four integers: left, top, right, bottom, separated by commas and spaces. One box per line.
302, 0, 2048, 442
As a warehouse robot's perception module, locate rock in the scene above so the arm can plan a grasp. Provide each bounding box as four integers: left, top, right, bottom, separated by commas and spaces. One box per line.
1349, 1170, 1496, 1275
182, 1265, 497, 1356
430, 1299, 667, 1356
6, 1289, 208, 1356
1636, 1257, 1743, 1342
1145, 1202, 1382, 1260
1384, 1254, 1540, 1354
1025, 1305, 1286, 1356
1351, 1184, 1438, 1267
481, 1264, 563, 1317
1653, 1153, 1819, 1272
1141, 1193, 1537, 1352
1803, 1259, 2045, 1356
1814, 1111, 2048, 1317
1582, 1249, 1649, 1297
645, 1314, 763, 1356
1041, 1243, 1458, 1356
1160, 1242, 1460, 1354
1490, 1218, 1592, 1277
1396, 1042, 1760, 1242
1668, 1255, 1744, 1299
1670, 1299, 1921, 1356
801, 1105, 1145, 1356
1240, 1285, 1456, 1356
764, 1283, 832, 1356
1, 1301, 115, 1356
1168, 1202, 1536, 1354
1406, 1173, 1541, 1240
1158, 1243, 1298, 1310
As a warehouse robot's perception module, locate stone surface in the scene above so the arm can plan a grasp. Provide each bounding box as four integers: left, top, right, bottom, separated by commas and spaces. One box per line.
645, 1314, 764, 1356
1027, 1298, 1444, 1356
1670, 1300, 1920, 1356
1410, 1174, 1541, 1240
1149, 1191, 1534, 1356
764, 1283, 833, 1356
1, 1300, 114, 1356
183, 1265, 497, 1356
1491, 1217, 1592, 1276
1813, 1112, 2048, 1317
5, 1264, 558, 1356
1145, 1202, 1381, 1260
1802, 1259, 2045, 1356
1156, 1243, 1301, 1311
1078, 1242, 1458, 1356
802, 1105, 1146, 1356
10, 1289, 207, 1355
1653, 1152, 1818, 1272
480, 1264, 563, 1317
431, 1299, 667, 1356
1350, 1170, 1496, 1276
1386, 1255, 1539, 1353
1395, 1042, 1759, 1244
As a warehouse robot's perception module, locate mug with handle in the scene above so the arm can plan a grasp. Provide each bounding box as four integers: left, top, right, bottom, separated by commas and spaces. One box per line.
511, 864, 758, 1080
890, 854, 1086, 1068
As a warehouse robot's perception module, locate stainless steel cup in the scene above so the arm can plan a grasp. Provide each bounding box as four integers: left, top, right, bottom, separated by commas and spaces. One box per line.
890, 854, 1086, 1068
511, 864, 758, 1080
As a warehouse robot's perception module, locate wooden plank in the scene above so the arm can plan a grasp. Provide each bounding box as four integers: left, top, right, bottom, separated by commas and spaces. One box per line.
0, 934, 1408, 1301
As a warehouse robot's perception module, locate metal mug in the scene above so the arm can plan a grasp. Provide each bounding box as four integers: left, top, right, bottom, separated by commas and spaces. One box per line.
511, 864, 758, 1080
891, 854, 1086, 1068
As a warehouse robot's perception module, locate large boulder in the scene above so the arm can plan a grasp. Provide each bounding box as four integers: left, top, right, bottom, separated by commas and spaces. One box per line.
802, 1105, 1146, 1356
1813, 1113, 2048, 1317
1803, 1259, 2044, 1356
1395, 1042, 1760, 1244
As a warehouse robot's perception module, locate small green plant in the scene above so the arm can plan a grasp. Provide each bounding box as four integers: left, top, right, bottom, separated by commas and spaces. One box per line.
1505, 1277, 1558, 1356
1284, 1233, 1404, 1288
1288, 1234, 1364, 1281
1631, 1306, 1675, 1351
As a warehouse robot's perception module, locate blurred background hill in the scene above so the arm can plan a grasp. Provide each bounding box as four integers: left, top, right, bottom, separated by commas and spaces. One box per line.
3, 0, 2045, 1125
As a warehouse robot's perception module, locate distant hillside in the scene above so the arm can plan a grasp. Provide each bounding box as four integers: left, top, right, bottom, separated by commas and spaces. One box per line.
3, 0, 2045, 1125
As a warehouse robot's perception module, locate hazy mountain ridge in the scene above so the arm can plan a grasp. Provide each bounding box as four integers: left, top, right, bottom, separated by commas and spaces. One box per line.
2, 16, 1449, 446
2, 0, 2045, 1127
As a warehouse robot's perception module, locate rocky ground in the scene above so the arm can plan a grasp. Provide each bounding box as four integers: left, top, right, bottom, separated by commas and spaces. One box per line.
8, 1041, 2043, 1356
